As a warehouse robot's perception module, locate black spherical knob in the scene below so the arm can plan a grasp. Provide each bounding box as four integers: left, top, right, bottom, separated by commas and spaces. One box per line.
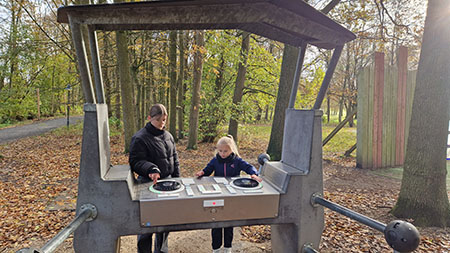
257, 153, 270, 165
384, 220, 420, 252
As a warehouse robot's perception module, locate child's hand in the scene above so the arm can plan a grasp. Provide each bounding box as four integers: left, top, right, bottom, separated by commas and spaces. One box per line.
251, 174, 262, 182
195, 171, 205, 177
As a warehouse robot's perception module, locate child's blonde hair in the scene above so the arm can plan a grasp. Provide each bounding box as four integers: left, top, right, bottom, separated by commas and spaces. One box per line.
216, 135, 240, 157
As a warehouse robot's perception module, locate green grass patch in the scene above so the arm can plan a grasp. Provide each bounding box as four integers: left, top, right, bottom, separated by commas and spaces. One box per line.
0, 119, 35, 129
50, 116, 124, 137
51, 121, 84, 136
322, 125, 356, 154
322, 113, 357, 127
239, 124, 271, 141
369, 167, 404, 180
370, 161, 450, 190
236, 123, 357, 156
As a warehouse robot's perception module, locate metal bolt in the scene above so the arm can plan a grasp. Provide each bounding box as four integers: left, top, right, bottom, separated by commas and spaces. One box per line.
80, 203, 98, 221
310, 192, 322, 208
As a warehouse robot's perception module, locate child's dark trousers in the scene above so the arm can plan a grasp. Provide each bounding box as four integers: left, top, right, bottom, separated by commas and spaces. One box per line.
211, 227, 233, 250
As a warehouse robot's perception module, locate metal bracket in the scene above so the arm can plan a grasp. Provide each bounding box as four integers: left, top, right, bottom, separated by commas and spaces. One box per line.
310, 192, 322, 208
302, 243, 319, 253
80, 203, 98, 221
15, 248, 41, 253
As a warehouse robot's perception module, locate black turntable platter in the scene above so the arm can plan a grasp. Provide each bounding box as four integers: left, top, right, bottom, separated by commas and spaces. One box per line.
153, 181, 182, 191
232, 178, 259, 188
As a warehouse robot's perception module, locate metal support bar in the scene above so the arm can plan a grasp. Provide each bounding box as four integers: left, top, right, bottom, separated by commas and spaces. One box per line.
302, 244, 319, 253
18, 204, 98, 253
312, 194, 420, 252
344, 143, 357, 157
288, 42, 307, 109
88, 25, 105, 103
68, 15, 96, 104
311, 193, 386, 232
313, 45, 343, 109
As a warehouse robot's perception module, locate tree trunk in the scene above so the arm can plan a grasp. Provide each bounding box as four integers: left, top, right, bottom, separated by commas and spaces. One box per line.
392, 0, 450, 227
265, 0, 339, 160
159, 43, 167, 104
140, 79, 146, 127
347, 102, 355, 127
8, 5, 19, 90
144, 60, 151, 117
187, 31, 204, 150
228, 32, 250, 142
168, 31, 178, 141
266, 44, 300, 160
177, 31, 186, 140
201, 55, 225, 143
114, 70, 121, 122
148, 55, 155, 110
326, 92, 330, 123
264, 105, 269, 121
103, 32, 112, 117
132, 68, 142, 128
255, 103, 262, 121
116, 30, 137, 153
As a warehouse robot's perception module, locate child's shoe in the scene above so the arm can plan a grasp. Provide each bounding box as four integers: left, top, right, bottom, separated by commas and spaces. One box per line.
212, 248, 221, 253
223, 247, 232, 253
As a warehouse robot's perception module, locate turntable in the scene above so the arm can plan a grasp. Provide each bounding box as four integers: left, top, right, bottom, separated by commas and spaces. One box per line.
149, 180, 185, 196
230, 178, 262, 191
139, 176, 280, 226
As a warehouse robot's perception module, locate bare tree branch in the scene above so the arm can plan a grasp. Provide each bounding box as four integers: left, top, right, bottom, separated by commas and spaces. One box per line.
243, 87, 276, 97
14, 0, 74, 61
380, 0, 410, 30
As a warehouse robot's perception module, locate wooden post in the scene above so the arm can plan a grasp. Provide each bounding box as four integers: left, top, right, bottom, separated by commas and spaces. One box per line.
356, 68, 367, 168
37, 88, 41, 120
356, 64, 374, 169
396, 46, 408, 166
373, 52, 384, 168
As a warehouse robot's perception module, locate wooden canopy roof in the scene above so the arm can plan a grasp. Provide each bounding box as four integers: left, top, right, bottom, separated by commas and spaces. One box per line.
57, 0, 355, 49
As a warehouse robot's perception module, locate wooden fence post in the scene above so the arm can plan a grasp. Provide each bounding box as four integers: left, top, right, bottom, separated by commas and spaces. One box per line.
357, 47, 416, 169
373, 52, 384, 168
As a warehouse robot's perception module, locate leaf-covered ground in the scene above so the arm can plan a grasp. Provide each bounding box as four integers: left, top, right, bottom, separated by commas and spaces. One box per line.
1, 125, 449, 252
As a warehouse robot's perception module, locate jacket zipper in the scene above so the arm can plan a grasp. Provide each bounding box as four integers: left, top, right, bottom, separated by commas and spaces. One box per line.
224, 163, 226, 177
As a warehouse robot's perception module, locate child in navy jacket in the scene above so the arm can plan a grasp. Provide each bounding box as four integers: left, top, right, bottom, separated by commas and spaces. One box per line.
195, 135, 261, 253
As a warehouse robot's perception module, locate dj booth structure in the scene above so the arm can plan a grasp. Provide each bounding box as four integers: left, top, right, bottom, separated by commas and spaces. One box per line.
75, 104, 325, 252
51, 1, 419, 252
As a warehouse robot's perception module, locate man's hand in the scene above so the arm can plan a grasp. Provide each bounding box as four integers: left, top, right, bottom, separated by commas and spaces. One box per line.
149, 173, 160, 184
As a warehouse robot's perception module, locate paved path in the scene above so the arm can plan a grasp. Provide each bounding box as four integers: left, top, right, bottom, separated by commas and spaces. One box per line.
0, 116, 83, 144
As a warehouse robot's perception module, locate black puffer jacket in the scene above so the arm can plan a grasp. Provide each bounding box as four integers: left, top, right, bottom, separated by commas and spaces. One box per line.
129, 122, 180, 180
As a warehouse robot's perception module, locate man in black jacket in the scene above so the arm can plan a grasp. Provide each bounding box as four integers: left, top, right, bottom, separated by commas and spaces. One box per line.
129, 104, 179, 253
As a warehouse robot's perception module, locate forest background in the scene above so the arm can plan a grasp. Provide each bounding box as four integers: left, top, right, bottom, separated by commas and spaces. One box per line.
0, 0, 427, 150
3, 0, 450, 251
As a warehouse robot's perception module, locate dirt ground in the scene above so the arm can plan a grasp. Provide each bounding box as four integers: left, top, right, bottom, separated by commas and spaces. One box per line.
40, 158, 450, 253
3, 132, 450, 252
51, 228, 271, 253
